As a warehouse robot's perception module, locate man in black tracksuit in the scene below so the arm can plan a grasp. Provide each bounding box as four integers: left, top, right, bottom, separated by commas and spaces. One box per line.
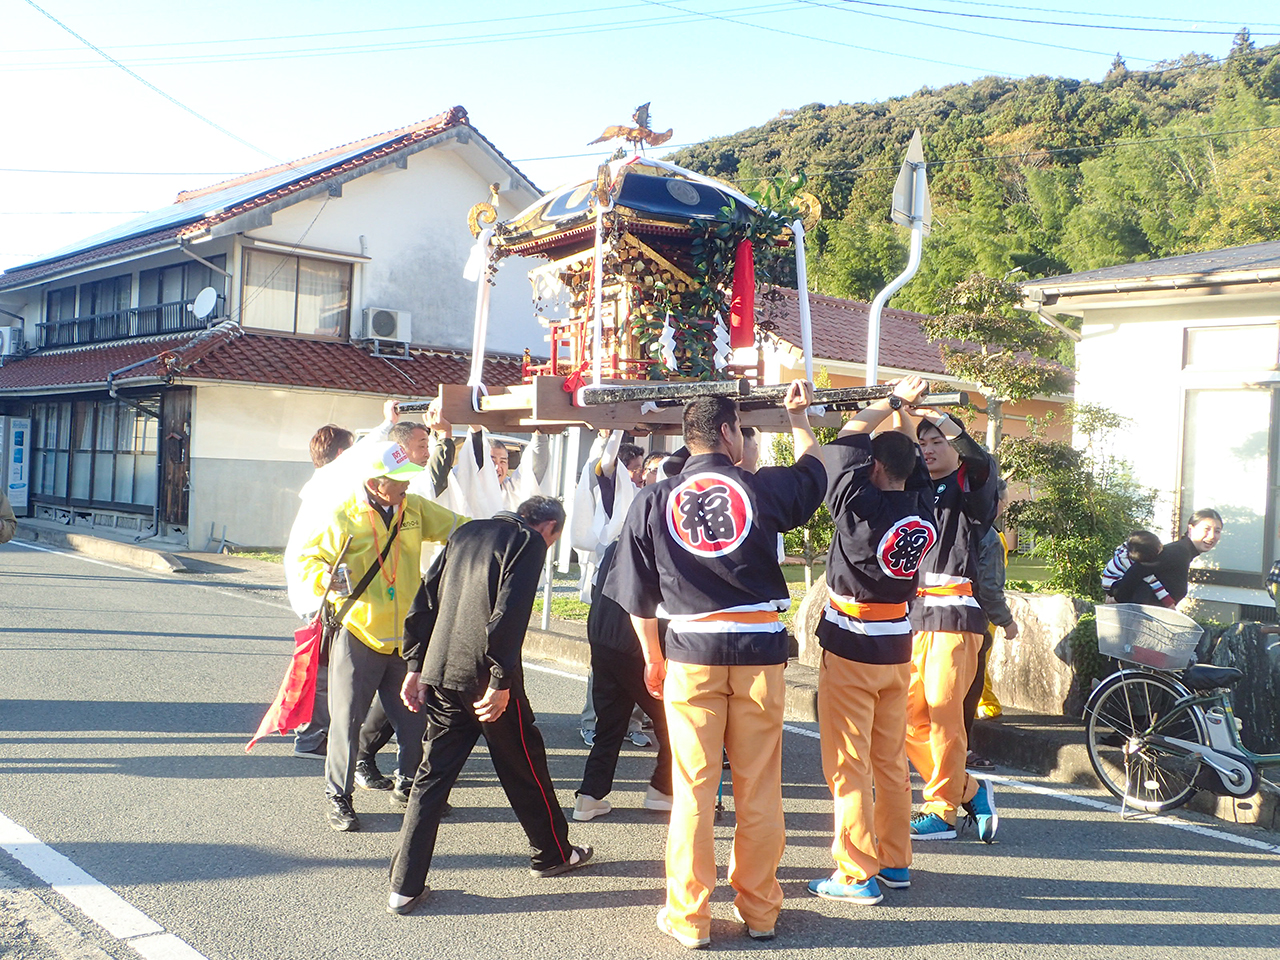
386, 497, 592, 915
575, 541, 673, 819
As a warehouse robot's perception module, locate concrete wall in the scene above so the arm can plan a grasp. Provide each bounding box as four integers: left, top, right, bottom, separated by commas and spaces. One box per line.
244, 141, 543, 357
188, 382, 388, 549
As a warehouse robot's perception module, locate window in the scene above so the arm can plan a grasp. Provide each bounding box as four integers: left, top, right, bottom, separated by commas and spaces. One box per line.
31, 397, 158, 509
240, 249, 350, 337
46, 286, 76, 322
1181, 388, 1271, 574
78, 274, 131, 318
138, 255, 226, 308
1184, 324, 1280, 370
32, 401, 71, 498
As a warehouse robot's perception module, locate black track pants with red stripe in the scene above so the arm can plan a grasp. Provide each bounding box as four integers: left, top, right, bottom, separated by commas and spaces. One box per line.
390, 682, 573, 896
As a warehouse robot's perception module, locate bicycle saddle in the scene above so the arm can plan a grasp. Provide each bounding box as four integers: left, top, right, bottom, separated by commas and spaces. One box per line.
1181, 664, 1244, 690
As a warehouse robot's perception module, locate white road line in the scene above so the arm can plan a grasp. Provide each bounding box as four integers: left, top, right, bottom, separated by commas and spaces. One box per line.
128, 933, 211, 960
524, 661, 588, 683
0, 811, 211, 958
783, 722, 819, 740
786, 722, 1280, 855
9, 539, 291, 612
983, 773, 1280, 854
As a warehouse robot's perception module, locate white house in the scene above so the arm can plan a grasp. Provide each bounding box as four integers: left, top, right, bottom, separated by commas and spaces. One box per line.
1021, 242, 1280, 620
0, 107, 544, 550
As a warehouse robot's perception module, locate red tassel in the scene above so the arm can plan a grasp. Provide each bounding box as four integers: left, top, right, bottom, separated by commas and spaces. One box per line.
247, 616, 323, 751
729, 239, 755, 349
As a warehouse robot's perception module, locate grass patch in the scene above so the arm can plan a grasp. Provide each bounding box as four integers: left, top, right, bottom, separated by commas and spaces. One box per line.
532, 595, 592, 623
1006, 554, 1052, 592
783, 561, 824, 584
229, 549, 283, 564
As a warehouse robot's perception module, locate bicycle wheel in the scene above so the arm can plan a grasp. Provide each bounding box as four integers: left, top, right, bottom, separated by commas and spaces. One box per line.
1085, 672, 1207, 813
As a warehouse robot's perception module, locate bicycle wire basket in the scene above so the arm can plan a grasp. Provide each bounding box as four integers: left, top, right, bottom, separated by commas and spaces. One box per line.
1093, 603, 1204, 670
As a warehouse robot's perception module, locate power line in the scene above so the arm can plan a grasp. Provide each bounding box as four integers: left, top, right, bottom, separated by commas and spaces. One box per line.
1, 2, 806, 71
0, 211, 148, 215
932, 0, 1280, 30
635, 0, 1003, 72
830, 0, 1280, 36
798, 0, 1147, 60
18, 0, 280, 162
11, 2, 655, 52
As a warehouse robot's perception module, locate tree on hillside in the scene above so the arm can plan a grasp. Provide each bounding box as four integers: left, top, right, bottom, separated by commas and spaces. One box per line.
919, 273, 1073, 451
668, 39, 1280, 311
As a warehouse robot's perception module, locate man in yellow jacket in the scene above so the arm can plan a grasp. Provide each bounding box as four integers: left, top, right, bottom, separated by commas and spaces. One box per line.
292, 441, 467, 832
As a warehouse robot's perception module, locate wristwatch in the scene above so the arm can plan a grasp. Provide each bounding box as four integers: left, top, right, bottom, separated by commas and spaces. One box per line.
888, 396, 903, 410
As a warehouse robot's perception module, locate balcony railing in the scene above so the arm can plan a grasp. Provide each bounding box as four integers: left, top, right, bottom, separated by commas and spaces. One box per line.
37, 297, 225, 349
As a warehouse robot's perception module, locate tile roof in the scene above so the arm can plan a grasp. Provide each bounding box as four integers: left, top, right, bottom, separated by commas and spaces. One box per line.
1, 106, 536, 292
169, 332, 527, 395
0, 328, 527, 397
0, 336, 190, 392
1021, 240, 1280, 291
0, 227, 183, 289
760, 287, 947, 374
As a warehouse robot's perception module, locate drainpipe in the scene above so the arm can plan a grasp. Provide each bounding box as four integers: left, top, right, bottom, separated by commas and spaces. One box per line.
177, 241, 231, 278
1035, 305, 1083, 342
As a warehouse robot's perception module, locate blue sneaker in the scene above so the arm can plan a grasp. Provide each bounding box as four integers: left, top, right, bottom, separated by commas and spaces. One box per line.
876, 867, 910, 889
963, 778, 999, 843
808, 875, 883, 905
909, 812, 957, 840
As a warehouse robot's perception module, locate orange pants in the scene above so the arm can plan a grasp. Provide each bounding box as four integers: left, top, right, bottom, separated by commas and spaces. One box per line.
817, 652, 912, 882
663, 661, 786, 942
906, 630, 982, 822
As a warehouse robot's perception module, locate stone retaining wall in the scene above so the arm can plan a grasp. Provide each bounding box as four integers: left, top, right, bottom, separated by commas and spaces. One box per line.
794, 577, 1280, 736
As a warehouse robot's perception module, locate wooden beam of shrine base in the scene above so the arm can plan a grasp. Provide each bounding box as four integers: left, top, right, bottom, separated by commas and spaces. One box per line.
579, 379, 750, 405
435, 384, 533, 429
747, 384, 969, 407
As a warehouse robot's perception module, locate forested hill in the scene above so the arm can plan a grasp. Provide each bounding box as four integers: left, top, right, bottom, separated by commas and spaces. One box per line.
669, 32, 1280, 315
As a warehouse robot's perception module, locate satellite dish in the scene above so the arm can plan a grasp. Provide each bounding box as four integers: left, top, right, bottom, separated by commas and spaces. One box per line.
189, 287, 218, 320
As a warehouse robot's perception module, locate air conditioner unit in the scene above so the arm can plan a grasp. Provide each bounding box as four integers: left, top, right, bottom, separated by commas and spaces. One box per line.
362, 308, 411, 343
0, 327, 20, 357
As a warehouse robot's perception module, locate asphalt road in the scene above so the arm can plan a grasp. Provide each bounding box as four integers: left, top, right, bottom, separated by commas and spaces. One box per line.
2, 539, 1279, 960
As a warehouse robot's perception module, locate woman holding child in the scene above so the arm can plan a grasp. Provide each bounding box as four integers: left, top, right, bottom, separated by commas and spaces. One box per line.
1104, 508, 1223, 606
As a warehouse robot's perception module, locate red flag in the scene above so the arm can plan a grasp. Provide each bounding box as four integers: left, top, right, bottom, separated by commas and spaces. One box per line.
247, 616, 324, 751
729, 238, 755, 349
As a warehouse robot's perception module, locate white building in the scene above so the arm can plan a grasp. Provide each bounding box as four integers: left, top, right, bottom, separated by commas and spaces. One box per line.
0, 107, 543, 550
1021, 242, 1280, 619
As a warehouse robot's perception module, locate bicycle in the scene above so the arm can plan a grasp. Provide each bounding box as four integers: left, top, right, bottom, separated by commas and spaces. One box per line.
1082, 602, 1280, 815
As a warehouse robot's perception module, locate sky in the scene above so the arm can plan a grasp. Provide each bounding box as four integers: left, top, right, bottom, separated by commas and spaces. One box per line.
2, 0, 1278, 271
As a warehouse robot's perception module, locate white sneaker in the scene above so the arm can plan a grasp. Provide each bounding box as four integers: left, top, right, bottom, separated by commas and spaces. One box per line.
732, 904, 776, 940
573, 793, 612, 821
643, 785, 674, 812
656, 907, 710, 949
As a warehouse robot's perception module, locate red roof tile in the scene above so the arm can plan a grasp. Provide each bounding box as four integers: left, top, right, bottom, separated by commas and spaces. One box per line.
173, 110, 469, 204
171, 333, 526, 395
0, 330, 527, 397
184, 107, 477, 235
0, 228, 183, 289
760, 287, 947, 375
0, 336, 190, 392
